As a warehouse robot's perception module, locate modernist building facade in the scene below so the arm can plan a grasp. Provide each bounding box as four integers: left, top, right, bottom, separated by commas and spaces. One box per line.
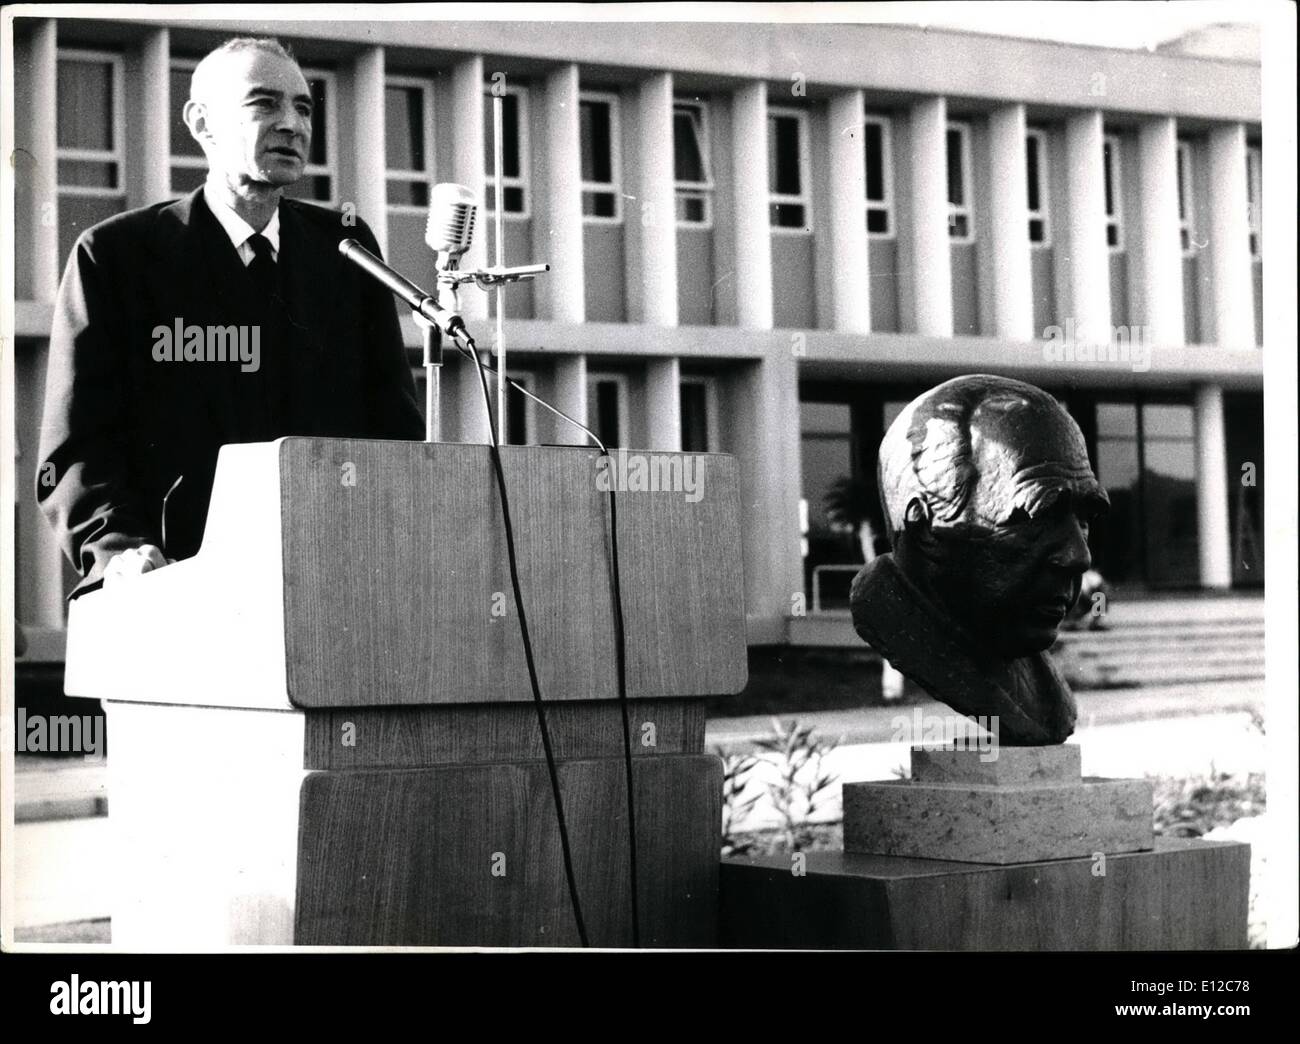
10, 16, 1264, 658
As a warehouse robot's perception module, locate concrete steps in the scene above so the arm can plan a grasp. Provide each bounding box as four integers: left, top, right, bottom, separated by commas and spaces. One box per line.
1052, 599, 1264, 688
787, 596, 1267, 689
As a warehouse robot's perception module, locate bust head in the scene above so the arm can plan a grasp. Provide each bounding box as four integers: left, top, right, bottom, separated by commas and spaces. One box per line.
879, 375, 1109, 660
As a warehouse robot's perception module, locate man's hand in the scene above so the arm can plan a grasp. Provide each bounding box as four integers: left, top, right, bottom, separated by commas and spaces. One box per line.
103, 545, 171, 586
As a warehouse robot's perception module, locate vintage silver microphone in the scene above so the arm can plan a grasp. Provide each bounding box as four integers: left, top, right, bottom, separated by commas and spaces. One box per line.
422, 184, 549, 444
424, 184, 548, 297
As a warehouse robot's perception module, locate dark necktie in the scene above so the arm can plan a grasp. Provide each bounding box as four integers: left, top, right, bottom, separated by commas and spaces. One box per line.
247, 232, 277, 304
244, 232, 289, 432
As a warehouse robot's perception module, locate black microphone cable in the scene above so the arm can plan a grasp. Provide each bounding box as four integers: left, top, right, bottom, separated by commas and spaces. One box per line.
460, 339, 589, 948
455, 340, 641, 949
338, 238, 641, 946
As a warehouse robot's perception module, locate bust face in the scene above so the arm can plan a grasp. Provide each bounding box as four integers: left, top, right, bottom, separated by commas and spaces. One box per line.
886, 376, 1109, 660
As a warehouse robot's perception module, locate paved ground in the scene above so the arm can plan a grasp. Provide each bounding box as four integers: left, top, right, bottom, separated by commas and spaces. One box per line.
709, 680, 1266, 834
13, 678, 1269, 945
706, 679, 1264, 753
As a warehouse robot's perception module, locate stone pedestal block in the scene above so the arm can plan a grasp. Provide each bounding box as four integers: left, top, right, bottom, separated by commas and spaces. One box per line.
843, 745, 1153, 865
912, 743, 1080, 785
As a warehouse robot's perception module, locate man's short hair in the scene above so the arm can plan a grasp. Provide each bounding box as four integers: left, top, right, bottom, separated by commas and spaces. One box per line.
190, 37, 299, 102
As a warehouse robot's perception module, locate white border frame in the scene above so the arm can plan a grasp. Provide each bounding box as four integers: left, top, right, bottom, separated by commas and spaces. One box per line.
863, 113, 894, 240
586, 371, 630, 449
1104, 132, 1126, 254
579, 89, 623, 225
1176, 138, 1196, 258
55, 49, 125, 199
945, 119, 974, 244
384, 75, 437, 215
673, 98, 714, 229
1247, 144, 1262, 262
1026, 126, 1052, 249
679, 373, 719, 452
483, 81, 531, 221
767, 105, 812, 235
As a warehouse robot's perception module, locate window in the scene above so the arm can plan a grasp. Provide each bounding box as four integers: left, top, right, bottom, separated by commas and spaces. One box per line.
1092, 400, 1200, 587
1175, 140, 1195, 256
579, 92, 621, 222
864, 115, 894, 238
281, 70, 337, 204
483, 83, 530, 217
587, 372, 629, 449
385, 77, 435, 210
1246, 145, 1261, 261
1104, 134, 1124, 252
680, 376, 718, 452
768, 107, 811, 231
946, 121, 973, 242
1026, 128, 1051, 247
168, 58, 205, 193
673, 100, 713, 227
56, 50, 125, 195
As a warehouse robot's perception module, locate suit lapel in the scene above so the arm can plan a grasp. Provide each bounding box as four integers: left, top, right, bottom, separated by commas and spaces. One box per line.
150, 188, 265, 443
277, 202, 340, 432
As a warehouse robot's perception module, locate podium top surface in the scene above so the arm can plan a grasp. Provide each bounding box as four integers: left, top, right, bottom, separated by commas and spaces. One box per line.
66, 438, 748, 710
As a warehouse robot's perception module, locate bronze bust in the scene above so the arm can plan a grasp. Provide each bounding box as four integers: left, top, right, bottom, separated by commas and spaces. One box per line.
850, 375, 1110, 745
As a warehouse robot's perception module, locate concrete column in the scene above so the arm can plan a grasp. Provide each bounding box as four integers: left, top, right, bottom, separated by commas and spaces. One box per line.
645, 357, 682, 451
1137, 117, 1186, 347
129, 28, 170, 210
24, 20, 66, 628
987, 103, 1034, 341
908, 95, 952, 336
730, 82, 773, 330
352, 46, 388, 257
637, 72, 678, 327
544, 63, 585, 324
30, 19, 59, 304
551, 355, 589, 446
450, 56, 488, 320
732, 347, 803, 642
1064, 110, 1111, 341
1206, 123, 1256, 351
827, 89, 871, 334
1194, 384, 1232, 589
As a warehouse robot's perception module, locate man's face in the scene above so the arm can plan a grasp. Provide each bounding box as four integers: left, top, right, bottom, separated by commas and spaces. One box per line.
187, 49, 312, 190
908, 400, 1108, 660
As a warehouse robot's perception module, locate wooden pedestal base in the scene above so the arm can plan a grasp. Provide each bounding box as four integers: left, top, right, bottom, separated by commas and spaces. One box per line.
105, 698, 720, 947
719, 839, 1250, 950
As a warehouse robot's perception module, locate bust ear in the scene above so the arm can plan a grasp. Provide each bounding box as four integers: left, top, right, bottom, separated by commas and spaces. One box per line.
903, 496, 931, 529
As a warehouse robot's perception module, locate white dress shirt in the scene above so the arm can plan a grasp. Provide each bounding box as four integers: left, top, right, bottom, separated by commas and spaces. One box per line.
203, 178, 281, 266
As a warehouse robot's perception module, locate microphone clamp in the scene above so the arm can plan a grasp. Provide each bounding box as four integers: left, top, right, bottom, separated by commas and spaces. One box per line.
437, 263, 552, 291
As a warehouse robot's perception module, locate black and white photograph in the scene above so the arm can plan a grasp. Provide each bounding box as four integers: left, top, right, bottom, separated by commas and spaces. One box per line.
0, 0, 1295, 1019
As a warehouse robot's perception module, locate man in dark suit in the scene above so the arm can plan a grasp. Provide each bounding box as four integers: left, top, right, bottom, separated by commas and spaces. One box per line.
37, 37, 423, 597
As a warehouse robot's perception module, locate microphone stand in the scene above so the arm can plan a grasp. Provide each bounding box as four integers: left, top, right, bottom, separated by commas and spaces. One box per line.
418, 313, 442, 444
430, 260, 550, 444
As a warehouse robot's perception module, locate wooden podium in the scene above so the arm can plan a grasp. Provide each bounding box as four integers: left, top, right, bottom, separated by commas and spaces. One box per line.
64, 438, 748, 947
